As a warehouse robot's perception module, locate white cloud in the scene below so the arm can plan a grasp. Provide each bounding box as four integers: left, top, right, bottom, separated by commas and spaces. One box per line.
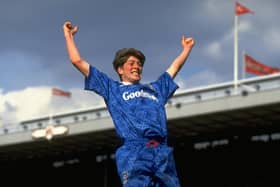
174, 76, 187, 90
0, 89, 4, 112
202, 0, 231, 20
263, 28, 280, 51
204, 42, 222, 59
0, 86, 104, 126
204, 19, 252, 60
184, 70, 222, 89
238, 20, 252, 33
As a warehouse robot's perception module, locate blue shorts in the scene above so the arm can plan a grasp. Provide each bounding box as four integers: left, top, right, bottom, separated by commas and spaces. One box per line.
115, 139, 181, 187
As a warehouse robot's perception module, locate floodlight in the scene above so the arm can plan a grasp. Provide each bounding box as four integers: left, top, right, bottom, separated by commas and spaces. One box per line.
31, 125, 69, 140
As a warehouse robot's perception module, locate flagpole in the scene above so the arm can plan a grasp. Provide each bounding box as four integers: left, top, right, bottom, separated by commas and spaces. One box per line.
234, 14, 239, 93
242, 50, 245, 80
234, 1, 255, 90
49, 88, 71, 126
49, 89, 54, 126
49, 111, 53, 125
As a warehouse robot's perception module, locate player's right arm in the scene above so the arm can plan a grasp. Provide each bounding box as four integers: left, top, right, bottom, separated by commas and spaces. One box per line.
63, 21, 90, 77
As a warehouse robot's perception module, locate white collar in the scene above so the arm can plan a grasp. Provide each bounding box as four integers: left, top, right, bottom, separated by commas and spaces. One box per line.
121, 81, 133, 85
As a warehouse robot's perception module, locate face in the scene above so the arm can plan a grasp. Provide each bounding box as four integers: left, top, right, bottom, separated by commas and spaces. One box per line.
117, 56, 143, 84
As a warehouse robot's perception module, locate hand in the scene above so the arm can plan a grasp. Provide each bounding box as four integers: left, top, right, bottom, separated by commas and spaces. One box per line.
181, 35, 195, 49
63, 21, 79, 36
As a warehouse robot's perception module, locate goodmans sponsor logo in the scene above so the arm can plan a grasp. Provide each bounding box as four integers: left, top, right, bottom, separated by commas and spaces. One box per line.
122, 89, 158, 102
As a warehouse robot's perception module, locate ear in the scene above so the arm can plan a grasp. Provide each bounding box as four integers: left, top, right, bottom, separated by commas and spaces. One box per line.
117, 66, 124, 75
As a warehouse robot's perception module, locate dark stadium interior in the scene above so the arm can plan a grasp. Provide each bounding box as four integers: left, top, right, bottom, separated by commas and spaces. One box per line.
0, 126, 280, 186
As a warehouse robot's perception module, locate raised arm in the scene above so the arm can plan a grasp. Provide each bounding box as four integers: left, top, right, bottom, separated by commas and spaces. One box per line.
166, 36, 195, 79
63, 21, 90, 77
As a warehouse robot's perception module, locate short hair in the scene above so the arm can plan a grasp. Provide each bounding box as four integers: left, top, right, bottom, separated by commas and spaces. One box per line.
112, 48, 146, 72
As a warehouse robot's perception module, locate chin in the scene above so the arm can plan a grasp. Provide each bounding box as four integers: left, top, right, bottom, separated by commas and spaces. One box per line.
132, 76, 141, 81
132, 79, 141, 84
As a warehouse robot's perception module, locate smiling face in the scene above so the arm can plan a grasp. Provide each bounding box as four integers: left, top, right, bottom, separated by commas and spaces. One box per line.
117, 56, 143, 84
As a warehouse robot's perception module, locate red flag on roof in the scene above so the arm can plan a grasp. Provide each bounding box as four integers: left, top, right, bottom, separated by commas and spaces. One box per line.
52, 88, 71, 97
244, 54, 280, 76
235, 1, 254, 16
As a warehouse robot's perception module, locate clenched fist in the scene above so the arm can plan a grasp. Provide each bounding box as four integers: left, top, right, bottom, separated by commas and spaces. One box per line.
63, 21, 79, 36
181, 36, 195, 49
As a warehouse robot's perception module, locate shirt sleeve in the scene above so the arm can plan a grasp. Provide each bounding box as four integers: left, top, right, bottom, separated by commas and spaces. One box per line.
84, 65, 112, 100
152, 72, 179, 104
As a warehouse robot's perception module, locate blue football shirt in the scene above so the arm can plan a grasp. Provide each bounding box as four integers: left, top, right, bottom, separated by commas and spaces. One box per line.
85, 65, 178, 142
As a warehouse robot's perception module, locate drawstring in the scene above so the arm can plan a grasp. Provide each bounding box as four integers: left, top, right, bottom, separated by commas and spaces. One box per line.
146, 140, 159, 148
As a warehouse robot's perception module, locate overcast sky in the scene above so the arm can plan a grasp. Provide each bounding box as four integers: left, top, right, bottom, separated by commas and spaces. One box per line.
1, 0, 280, 124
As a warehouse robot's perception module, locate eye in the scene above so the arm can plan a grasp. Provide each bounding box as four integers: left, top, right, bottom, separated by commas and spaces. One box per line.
137, 62, 143, 66
127, 60, 142, 67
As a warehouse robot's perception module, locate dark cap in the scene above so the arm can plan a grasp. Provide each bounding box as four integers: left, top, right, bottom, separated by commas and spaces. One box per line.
113, 48, 145, 71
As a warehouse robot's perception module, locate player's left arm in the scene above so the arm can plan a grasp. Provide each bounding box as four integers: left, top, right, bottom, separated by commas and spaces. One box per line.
166, 36, 195, 79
